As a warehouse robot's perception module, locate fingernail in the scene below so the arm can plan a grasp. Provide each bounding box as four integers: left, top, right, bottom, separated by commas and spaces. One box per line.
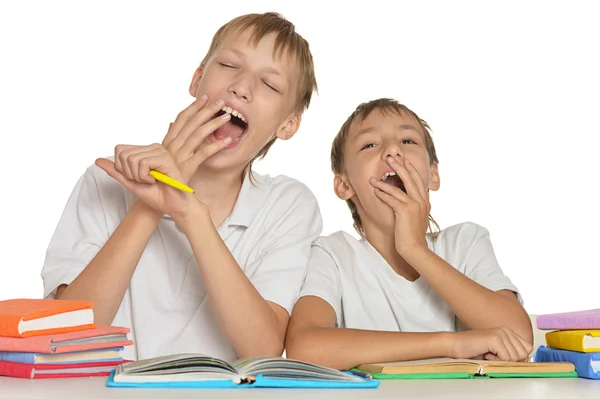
405, 159, 411, 165
216, 99, 225, 106
223, 137, 232, 143
369, 177, 377, 183
221, 112, 231, 119
199, 94, 207, 102
387, 157, 396, 163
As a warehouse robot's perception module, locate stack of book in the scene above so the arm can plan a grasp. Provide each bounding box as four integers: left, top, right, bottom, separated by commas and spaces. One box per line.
534, 308, 600, 380
0, 298, 132, 379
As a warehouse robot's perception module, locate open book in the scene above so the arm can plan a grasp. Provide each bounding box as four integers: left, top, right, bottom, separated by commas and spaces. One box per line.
356, 357, 577, 379
107, 354, 379, 389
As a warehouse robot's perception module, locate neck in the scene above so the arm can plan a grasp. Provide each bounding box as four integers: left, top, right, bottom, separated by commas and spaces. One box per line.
362, 220, 421, 282
188, 164, 245, 228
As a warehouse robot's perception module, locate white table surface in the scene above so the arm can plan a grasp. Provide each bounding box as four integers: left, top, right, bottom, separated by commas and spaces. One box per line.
1, 376, 598, 399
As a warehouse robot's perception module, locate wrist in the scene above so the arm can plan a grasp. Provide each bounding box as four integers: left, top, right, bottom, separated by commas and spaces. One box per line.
130, 198, 164, 221
439, 331, 458, 358
172, 198, 211, 234
398, 243, 432, 267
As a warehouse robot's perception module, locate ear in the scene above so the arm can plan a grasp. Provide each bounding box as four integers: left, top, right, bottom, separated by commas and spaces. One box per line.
334, 174, 355, 200
188, 64, 205, 97
428, 164, 440, 191
275, 114, 302, 141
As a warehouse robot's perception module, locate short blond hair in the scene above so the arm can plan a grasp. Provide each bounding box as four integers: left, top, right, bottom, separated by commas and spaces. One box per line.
201, 13, 318, 179
331, 98, 441, 239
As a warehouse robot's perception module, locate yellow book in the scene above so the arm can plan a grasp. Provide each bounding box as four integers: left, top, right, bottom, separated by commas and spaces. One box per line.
546, 330, 600, 353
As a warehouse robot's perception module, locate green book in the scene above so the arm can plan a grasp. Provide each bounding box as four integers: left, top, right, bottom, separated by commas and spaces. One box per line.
356, 357, 578, 380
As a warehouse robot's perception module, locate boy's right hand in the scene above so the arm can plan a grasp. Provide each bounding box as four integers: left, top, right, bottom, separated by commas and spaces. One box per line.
447, 326, 533, 362
160, 95, 231, 182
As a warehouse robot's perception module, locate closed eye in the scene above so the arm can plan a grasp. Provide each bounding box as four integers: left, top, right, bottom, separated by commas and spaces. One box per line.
360, 143, 376, 150
219, 62, 236, 68
263, 80, 279, 93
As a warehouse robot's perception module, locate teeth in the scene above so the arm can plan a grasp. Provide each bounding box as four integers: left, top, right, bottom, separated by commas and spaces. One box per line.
381, 171, 396, 181
221, 106, 247, 123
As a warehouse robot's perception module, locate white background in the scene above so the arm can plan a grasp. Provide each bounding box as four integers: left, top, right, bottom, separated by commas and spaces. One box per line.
0, 1, 598, 314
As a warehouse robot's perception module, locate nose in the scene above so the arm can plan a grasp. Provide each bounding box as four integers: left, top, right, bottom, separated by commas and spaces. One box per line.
380, 142, 403, 163
227, 73, 252, 102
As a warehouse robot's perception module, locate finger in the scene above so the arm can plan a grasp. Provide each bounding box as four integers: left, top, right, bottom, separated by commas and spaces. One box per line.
187, 136, 233, 169
114, 144, 139, 175
369, 177, 409, 203
167, 98, 226, 153
373, 186, 405, 213
490, 336, 512, 361
139, 154, 186, 184
162, 95, 209, 147
507, 330, 533, 361
95, 158, 142, 194
498, 330, 520, 362
120, 145, 161, 182
484, 353, 501, 361
403, 158, 428, 201
115, 145, 146, 180
128, 148, 169, 183
386, 157, 423, 202
181, 112, 232, 156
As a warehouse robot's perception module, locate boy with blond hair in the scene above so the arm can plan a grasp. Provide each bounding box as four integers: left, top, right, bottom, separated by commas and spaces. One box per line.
41, 12, 322, 361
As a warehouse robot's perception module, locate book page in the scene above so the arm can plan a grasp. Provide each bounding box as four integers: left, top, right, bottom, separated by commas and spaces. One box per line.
120, 354, 237, 375
232, 357, 363, 382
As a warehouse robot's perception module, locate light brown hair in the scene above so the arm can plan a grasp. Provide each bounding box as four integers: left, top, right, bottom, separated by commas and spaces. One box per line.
330, 98, 441, 239
200, 12, 318, 179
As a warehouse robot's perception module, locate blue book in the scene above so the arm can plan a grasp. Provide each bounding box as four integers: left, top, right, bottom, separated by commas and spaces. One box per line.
0, 347, 124, 365
105, 354, 379, 389
534, 346, 600, 380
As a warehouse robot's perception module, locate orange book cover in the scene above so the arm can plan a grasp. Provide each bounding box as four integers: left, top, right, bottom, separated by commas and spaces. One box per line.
0, 299, 95, 337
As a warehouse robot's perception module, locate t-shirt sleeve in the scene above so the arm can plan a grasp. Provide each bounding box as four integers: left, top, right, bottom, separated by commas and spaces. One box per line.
41, 166, 111, 299
298, 244, 343, 327
246, 189, 323, 315
462, 225, 523, 304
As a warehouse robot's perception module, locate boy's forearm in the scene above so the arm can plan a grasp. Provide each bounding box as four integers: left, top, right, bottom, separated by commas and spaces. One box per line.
406, 248, 533, 342
57, 199, 163, 325
178, 205, 286, 358
286, 327, 452, 370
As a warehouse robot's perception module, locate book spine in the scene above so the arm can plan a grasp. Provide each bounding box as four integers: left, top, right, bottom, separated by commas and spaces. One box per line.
534, 347, 600, 380
0, 352, 35, 364
537, 316, 600, 330
0, 361, 34, 378
546, 332, 585, 352
0, 315, 23, 337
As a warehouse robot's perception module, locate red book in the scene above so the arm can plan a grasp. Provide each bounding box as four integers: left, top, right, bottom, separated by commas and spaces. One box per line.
0, 360, 126, 379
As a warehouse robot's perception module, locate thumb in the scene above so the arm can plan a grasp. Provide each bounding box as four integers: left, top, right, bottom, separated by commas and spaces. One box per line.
95, 158, 143, 193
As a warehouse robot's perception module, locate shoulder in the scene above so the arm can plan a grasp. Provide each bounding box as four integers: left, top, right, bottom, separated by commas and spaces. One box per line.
252, 172, 318, 205
434, 221, 490, 244
312, 231, 363, 257
249, 172, 321, 223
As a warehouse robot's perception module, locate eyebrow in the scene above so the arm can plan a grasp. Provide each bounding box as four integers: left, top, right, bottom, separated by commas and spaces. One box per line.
222, 48, 284, 77
355, 124, 421, 138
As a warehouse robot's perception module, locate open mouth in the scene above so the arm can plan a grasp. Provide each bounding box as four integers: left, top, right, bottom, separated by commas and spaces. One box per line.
212, 105, 249, 146
381, 171, 406, 193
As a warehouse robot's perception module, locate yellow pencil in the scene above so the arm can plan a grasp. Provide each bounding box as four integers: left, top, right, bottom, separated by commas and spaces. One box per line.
149, 170, 194, 193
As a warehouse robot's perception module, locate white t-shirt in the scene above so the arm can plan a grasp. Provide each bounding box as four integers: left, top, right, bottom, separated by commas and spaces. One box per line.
41, 163, 322, 361
299, 222, 521, 332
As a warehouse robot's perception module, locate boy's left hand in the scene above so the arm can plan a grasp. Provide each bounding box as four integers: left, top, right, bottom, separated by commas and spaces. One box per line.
369, 157, 431, 259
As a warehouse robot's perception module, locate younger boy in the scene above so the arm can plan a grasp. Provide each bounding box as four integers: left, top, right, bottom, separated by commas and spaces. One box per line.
286, 98, 533, 369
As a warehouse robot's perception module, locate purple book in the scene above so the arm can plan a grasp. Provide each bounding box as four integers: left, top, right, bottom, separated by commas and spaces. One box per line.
536, 309, 600, 330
